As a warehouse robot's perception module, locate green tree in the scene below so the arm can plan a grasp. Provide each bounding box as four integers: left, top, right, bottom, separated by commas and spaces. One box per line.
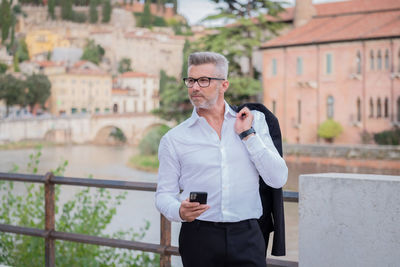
0, 62, 7, 74
0, 74, 26, 115
317, 119, 343, 143
201, 0, 285, 78
48, 0, 56, 20
16, 39, 29, 63
101, 0, 112, 23
81, 39, 105, 65
0, 147, 159, 266
61, 0, 73, 20
138, 125, 170, 155
140, 0, 152, 28
118, 57, 133, 73
0, 0, 12, 43
25, 73, 51, 112
89, 0, 98, 23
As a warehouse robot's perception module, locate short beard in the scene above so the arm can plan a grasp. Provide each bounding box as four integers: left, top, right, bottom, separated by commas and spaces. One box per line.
190, 88, 220, 110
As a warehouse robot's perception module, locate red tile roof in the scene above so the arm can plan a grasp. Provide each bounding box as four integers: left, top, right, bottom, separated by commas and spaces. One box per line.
120, 71, 156, 78
262, 0, 400, 48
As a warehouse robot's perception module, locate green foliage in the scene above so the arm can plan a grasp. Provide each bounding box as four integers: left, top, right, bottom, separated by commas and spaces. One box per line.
0, 62, 7, 74
72, 11, 87, 23
139, 125, 170, 156
89, 0, 98, 23
118, 57, 133, 73
225, 76, 262, 105
109, 127, 127, 143
0, 0, 12, 42
134, 0, 167, 28
61, 0, 73, 20
129, 154, 159, 172
48, 0, 56, 20
101, 0, 112, 23
141, 1, 152, 27
167, 17, 192, 36
373, 127, 400, 145
16, 38, 29, 63
317, 119, 343, 142
25, 73, 52, 111
81, 39, 105, 65
0, 74, 26, 114
0, 147, 159, 266
199, 0, 285, 78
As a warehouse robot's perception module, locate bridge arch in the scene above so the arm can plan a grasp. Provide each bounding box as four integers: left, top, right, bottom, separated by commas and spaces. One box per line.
94, 125, 128, 145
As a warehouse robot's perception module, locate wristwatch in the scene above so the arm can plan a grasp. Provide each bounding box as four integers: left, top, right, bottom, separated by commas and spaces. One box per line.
239, 127, 256, 140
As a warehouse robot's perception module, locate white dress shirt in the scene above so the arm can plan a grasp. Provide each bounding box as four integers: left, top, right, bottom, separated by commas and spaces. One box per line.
155, 101, 288, 222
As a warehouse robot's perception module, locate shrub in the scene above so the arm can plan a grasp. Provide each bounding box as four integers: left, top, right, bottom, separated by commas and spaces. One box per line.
138, 125, 170, 156
317, 119, 343, 142
373, 127, 400, 145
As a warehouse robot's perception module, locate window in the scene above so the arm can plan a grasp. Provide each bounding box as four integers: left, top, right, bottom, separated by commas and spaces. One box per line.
370, 50, 374, 70
272, 100, 276, 114
95, 108, 100, 113
377, 98, 382, 118
385, 49, 390, 70
143, 101, 146, 112
272, 58, 277, 76
71, 108, 77, 114
327, 95, 334, 119
326, 53, 333, 74
397, 97, 400, 122
357, 98, 361, 122
81, 108, 87, 113
384, 97, 389, 118
356, 51, 362, 74
369, 98, 374, 118
297, 100, 302, 124
296, 57, 303, 75
377, 50, 382, 70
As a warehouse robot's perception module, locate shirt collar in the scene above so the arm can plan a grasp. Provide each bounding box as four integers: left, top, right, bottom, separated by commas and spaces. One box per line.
186, 101, 237, 128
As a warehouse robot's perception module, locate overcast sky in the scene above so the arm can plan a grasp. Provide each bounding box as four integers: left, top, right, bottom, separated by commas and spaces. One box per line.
177, 0, 345, 26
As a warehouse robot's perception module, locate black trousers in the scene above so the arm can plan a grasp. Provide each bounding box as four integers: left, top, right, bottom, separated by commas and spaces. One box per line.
179, 219, 266, 267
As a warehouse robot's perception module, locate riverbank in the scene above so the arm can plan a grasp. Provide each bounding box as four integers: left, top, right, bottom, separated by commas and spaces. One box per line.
128, 154, 159, 173
0, 140, 57, 150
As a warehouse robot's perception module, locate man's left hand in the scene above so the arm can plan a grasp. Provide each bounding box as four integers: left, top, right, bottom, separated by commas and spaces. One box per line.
234, 107, 254, 134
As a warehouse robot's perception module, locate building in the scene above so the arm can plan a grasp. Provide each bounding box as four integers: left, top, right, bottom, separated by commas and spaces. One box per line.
48, 61, 112, 115
25, 30, 70, 59
112, 71, 159, 114
261, 0, 400, 144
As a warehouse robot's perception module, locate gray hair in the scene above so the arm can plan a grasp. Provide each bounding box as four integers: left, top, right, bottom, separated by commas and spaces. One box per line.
188, 52, 229, 79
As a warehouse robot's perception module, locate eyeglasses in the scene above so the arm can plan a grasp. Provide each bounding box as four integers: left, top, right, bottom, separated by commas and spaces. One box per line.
183, 77, 225, 88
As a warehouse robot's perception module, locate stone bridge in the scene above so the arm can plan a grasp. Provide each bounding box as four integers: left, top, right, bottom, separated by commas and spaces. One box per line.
0, 113, 174, 145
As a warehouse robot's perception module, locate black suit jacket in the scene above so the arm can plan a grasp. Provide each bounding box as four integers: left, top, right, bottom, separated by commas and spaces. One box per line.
234, 103, 286, 256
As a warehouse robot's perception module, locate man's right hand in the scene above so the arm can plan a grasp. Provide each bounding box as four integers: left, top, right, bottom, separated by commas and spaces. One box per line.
179, 198, 210, 222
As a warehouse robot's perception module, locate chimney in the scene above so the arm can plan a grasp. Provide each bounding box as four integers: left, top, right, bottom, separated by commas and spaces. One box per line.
294, 0, 316, 28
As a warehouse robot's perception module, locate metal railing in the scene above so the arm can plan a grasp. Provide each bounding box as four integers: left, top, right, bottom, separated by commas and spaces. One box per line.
0, 172, 299, 267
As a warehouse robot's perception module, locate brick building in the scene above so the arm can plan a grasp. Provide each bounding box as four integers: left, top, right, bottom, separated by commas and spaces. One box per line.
261, 0, 400, 144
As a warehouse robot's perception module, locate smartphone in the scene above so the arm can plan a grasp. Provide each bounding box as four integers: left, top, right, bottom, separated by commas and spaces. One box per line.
189, 192, 208, 204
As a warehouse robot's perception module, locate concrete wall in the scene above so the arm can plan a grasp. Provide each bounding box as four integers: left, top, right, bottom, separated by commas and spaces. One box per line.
299, 173, 400, 267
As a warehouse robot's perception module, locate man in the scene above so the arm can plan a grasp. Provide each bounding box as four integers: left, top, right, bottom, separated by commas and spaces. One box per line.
155, 51, 288, 267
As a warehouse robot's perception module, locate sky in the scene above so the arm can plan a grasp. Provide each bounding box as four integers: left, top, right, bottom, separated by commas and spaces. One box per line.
177, 0, 345, 26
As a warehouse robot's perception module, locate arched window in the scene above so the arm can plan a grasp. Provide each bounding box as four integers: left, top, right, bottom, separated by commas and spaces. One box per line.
377, 50, 382, 70
357, 98, 362, 122
377, 98, 382, 118
370, 50, 374, 70
369, 98, 374, 118
397, 97, 400, 122
327, 96, 334, 119
385, 49, 390, 70
356, 51, 362, 74
384, 97, 389, 118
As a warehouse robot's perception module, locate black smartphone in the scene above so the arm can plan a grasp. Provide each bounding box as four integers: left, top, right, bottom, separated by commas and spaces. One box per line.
189, 192, 208, 204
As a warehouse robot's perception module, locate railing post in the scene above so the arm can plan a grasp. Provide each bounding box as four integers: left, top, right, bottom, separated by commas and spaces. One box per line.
44, 172, 55, 267
160, 214, 172, 267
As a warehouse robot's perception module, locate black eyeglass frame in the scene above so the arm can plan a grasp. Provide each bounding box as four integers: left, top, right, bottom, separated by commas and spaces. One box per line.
182, 77, 225, 88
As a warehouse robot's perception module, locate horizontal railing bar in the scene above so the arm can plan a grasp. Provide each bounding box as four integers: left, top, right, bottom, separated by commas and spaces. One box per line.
52, 176, 157, 191
0, 172, 45, 183
0, 223, 179, 256
283, 191, 299, 202
267, 258, 299, 267
0, 223, 48, 238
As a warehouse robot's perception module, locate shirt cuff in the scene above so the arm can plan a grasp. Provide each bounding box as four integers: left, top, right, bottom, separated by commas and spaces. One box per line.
171, 200, 184, 222
243, 133, 266, 156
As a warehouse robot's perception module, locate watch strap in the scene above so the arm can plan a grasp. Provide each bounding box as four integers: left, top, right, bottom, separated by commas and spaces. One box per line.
239, 127, 256, 140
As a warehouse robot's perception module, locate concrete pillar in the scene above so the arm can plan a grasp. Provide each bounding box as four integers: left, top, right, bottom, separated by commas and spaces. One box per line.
299, 173, 400, 267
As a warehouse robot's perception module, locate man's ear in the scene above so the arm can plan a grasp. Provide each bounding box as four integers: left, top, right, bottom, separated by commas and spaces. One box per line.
221, 80, 229, 93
